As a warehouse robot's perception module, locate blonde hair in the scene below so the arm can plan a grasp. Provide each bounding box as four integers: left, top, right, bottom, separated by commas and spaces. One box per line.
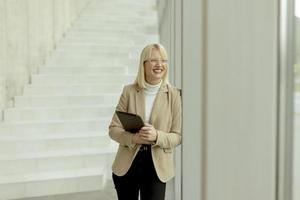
134, 43, 170, 89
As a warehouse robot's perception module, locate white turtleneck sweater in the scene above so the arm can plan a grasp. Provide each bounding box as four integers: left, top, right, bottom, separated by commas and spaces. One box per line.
144, 81, 162, 123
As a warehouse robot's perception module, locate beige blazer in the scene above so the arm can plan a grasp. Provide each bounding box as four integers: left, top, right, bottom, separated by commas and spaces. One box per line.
109, 83, 182, 182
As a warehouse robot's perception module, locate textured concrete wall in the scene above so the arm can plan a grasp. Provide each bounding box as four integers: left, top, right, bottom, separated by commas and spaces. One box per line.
0, 0, 7, 112
0, 0, 90, 114
5, 0, 29, 109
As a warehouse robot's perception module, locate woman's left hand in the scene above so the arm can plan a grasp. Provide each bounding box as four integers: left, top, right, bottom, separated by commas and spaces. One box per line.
138, 123, 158, 142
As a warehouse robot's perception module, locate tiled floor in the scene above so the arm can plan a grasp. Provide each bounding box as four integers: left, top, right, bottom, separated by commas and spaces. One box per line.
16, 179, 175, 200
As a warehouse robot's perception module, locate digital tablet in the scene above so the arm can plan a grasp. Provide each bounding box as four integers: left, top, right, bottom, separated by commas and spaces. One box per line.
115, 111, 145, 133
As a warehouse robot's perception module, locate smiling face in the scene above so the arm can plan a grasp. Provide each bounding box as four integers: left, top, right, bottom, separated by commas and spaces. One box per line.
143, 49, 167, 85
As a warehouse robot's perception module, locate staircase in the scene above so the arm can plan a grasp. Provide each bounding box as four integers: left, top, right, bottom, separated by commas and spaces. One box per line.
0, 0, 158, 199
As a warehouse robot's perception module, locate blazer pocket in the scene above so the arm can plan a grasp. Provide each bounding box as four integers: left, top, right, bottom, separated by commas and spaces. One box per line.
163, 148, 173, 153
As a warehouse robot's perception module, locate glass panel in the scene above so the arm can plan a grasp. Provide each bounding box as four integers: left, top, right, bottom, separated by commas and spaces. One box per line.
293, 1, 300, 199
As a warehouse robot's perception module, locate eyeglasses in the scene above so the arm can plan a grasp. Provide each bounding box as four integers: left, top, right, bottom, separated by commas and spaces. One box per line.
145, 59, 168, 64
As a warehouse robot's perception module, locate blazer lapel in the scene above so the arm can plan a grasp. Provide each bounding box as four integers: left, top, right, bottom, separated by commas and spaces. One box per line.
149, 84, 169, 124
135, 86, 145, 121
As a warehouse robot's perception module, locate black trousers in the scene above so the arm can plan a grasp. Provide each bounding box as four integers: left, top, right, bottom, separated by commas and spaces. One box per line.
112, 146, 166, 200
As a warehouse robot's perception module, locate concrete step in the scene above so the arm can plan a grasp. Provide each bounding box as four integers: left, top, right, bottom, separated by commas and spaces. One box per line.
0, 153, 115, 183
75, 14, 158, 21
0, 145, 116, 176
0, 131, 109, 140
79, 11, 139, 17
48, 51, 129, 62
75, 14, 151, 21
0, 119, 110, 134
14, 95, 119, 108
88, 0, 155, 5
55, 40, 156, 53
0, 151, 113, 177
23, 84, 123, 95
61, 33, 134, 43
84, 2, 156, 8
73, 14, 158, 22
15, 180, 119, 200
65, 30, 157, 39
70, 24, 132, 31
0, 167, 107, 199
46, 57, 130, 65
45, 57, 130, 67
43, 63, 131, 68
53, 46, 131, 54
55, 44, 133, 53
83, 7, 155, 15
66, 29, 135, 36
82, 10, 155, 16
52, 44, 140, 57
83, 2, 156, 9
4, 106, 115, 121
66, 34, 154, 48
38, 66, 127, 75
84, 7, 154, 13
0, 132, 111, 153
72, 22, 158, 32
54, 43, 132, 52
66, 30, 157, 39
60, 36, 135, 45
30, 74, 135, 85
50, 50, 130, 59
70, 28, 157, 37
74, 20, 158, 26
84, 2, 156, 10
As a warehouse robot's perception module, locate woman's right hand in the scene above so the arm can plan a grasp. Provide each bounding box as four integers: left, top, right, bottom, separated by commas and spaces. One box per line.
132, 133, 152, 145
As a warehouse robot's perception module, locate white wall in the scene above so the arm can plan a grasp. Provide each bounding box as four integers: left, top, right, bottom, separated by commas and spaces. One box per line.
0, 0, 90, 116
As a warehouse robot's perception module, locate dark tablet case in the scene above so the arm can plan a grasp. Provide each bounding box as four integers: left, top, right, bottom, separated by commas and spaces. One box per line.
115, 111, 145, 133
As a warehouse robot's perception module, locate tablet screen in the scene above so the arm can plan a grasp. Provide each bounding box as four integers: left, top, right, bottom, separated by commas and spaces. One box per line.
115, 111, 145, 133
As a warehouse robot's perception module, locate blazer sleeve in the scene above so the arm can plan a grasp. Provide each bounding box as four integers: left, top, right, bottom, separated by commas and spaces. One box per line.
108, 86, 136, 149
154, 89, 182, 149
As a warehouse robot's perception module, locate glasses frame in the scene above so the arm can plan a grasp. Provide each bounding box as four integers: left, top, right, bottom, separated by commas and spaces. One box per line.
145, 59, 168, 65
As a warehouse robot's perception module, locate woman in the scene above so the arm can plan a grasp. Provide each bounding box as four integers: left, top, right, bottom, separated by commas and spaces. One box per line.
109, 43, 182, 200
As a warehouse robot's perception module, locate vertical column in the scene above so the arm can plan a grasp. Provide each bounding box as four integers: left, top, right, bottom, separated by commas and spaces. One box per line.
203, 0, 278, 199
157, 1, 183, 199
277, 0, 295, 199
181, 0, 204, 199
181, 0, 279, 200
